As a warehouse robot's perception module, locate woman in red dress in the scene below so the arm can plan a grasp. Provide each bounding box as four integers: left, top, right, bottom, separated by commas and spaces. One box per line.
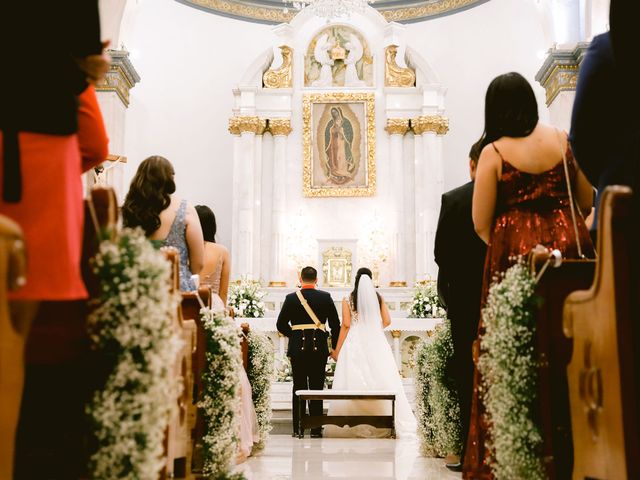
464, 72, 594, 479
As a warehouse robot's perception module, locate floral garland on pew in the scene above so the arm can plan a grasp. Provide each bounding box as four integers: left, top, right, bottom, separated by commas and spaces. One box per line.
229, 278, 266, 318
247, 330, 275, 449
409, 280, 446, 318
200, 306, 243, 478
87, 228, 182, 480
415, 319, 462, 457
478, 262, 545, 479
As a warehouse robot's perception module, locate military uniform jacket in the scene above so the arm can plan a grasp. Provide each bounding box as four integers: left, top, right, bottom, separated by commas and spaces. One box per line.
276, 288, 341, 357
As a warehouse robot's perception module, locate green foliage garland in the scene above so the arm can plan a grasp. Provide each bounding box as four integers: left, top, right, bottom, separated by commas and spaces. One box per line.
200, 307, 242, 478
247, 331, 275, 449
87, 228, 181, 479
415, 320, 462, 457
478, 263, 545, 479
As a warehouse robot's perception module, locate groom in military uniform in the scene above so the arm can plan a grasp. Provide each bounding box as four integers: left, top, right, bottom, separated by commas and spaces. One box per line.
276, 266, 341, 438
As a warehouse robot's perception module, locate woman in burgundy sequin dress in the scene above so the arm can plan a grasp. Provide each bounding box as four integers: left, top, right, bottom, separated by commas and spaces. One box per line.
464, 73, 594, 479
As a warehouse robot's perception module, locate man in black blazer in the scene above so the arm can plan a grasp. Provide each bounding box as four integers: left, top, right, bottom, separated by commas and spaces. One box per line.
434, 140, 486, 471
277, 266, 340, 438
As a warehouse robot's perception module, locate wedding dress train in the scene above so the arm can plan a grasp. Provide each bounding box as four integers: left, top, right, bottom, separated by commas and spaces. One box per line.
325, 276, 416, 439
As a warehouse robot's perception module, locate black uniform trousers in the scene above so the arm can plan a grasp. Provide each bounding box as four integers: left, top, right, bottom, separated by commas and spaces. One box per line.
290, 350, 327, 434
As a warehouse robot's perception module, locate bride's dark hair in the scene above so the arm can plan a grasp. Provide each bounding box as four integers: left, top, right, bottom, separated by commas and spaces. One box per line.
350, 267, 381, 312
122, 155, 176, 236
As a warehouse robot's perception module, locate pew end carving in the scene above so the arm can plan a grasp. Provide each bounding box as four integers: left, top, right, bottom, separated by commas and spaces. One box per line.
161, 247, 197, 479
0, 215, 26, 480
181, 287, 212, 473
564, 186, 639, 480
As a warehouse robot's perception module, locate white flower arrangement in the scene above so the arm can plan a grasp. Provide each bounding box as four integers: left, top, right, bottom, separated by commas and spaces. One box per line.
199, 306, 242, 478
87, 228, 182, 480
409, 281, 446, 318
247, 331, 275, 449
415, 320, 462, 458
275, 355, 293, 382
478, 262, 545, 479
228, 278, 266, 318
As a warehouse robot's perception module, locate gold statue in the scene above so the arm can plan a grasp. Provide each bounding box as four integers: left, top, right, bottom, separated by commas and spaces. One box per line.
384, 45, 416, 88
263, 45, 293, 89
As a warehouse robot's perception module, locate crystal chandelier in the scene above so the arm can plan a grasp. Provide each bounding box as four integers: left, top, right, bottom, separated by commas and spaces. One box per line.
286, 0, 374, 19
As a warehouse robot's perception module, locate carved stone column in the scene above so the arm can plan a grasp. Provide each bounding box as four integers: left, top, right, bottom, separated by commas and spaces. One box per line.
253, 120, 268, 280
535, 43, 589, 130
412, 115, 449, 281
229, 116, 262, 279
385, 118, 410, 287
269, 119, 292, 287
391, 330, 402, 370
92, 49, 140, 201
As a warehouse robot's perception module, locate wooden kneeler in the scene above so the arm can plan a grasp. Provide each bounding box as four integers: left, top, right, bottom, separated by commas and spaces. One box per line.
0, 215, 26, 480
162, 248, 197, 480
564, 186, 639, 479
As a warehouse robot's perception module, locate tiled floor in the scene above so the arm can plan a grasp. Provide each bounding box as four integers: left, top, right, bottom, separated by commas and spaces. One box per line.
236, 435, 463, 479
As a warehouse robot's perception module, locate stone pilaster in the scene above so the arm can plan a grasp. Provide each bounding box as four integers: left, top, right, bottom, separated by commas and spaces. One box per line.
535, 43, 589, 130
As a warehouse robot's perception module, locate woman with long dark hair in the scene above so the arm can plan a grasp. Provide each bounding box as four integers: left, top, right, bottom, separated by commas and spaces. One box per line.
465, 73, 594, 479
325, 267, 416, 438
122, 156, 204, 291
195, 205, 230, 306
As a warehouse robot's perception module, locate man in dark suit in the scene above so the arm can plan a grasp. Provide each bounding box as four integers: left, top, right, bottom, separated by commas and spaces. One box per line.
277, 266, 340, 438
434, 140, 486, 471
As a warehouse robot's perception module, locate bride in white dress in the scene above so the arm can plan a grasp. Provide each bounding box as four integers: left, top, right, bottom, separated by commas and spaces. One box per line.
325, 268, 417, 439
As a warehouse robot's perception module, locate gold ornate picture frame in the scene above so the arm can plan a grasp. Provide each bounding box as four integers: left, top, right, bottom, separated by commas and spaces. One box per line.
303, 92, 376, 197
322, 247, 353, 287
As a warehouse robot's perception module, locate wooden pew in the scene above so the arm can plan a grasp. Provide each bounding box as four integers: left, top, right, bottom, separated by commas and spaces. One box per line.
13, 187, 117, 479
564, 186, 639, 479
162, 248, 197, 480
531, 254, 595, 479
240, 322, 250, 371
180, 287, 211, 473
0, 215, 26, 480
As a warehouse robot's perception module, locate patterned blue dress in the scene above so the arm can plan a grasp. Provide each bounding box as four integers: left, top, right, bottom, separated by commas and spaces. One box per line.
153, 199, 195, 291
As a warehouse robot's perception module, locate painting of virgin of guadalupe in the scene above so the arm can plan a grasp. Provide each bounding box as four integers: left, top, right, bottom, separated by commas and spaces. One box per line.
303, 93, 376, 197
324, 107, 355, 184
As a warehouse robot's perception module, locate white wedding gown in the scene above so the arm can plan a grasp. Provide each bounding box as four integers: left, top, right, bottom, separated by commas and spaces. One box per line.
324, 276, 417, 439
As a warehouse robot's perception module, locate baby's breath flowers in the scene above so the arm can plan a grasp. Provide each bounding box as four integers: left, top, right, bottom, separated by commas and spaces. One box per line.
415, 320, 462, 457
87, 228, 182, 479
247, 330, 275, 449
478, 262, 545, 479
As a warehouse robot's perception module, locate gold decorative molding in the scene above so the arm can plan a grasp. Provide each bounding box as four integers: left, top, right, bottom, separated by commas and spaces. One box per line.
95, 50, 140, 107
263, 45, 293, 89
322, 246, 353, 287
302, 92, 376, 198
268, 118, 292, 137
268, 281, 287, 287
540, 65, 579, 106
385, 45, 416, 88
228, 116, 264, 135
385, 118, 411, 136
179, 0, 485, 26
106, 154, 127, 163
391, 330, 402, 339
256, 118, 268, 136
389, 281, 407, 287
411, 115, 449, 135
535, 43, 589, 106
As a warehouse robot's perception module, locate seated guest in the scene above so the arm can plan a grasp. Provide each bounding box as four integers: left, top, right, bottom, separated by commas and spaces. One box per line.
122, 156, 203, 291
195, 205, 230, 306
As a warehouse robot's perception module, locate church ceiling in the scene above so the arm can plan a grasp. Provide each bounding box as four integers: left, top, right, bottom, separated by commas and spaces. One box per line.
176, 0, 489, 24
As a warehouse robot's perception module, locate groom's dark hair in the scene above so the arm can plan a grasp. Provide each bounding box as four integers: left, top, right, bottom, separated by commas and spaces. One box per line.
300, 266, 318, 282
